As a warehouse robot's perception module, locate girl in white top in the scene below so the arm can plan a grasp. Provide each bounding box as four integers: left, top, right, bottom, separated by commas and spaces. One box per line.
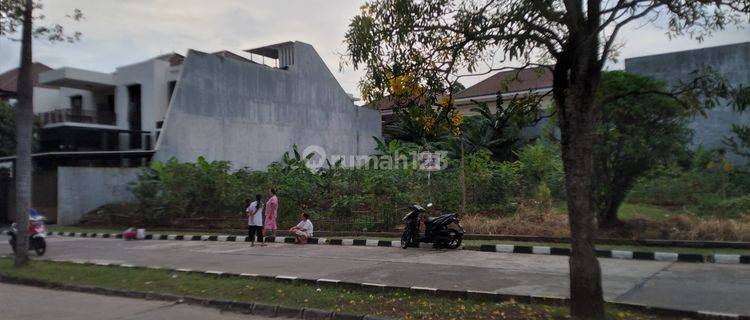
246, 195, 264, 246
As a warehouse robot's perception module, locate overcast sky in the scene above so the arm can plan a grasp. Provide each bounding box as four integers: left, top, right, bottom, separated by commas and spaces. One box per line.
1, 0, 748, 98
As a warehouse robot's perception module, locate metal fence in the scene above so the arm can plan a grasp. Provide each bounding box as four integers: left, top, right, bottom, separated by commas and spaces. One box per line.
39, 108, 116, 126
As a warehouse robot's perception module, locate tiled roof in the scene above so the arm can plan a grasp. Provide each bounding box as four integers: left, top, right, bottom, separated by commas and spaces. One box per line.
155, 53, 185, 66
0, 62, 57, 95
455, 67, 552, 99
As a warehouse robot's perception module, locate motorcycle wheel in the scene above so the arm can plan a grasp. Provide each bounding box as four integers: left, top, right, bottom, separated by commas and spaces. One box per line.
400, 229, 411, 249
9, 236, 16, 254
445, 230, 462, 249
33, 238, 46, 256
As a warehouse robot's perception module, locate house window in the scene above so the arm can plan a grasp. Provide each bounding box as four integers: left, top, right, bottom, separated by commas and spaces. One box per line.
70, 95, 83, 114
167, 81, 177, 104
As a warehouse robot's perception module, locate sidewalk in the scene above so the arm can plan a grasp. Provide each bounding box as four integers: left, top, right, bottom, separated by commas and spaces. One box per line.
0, 283, 272, 320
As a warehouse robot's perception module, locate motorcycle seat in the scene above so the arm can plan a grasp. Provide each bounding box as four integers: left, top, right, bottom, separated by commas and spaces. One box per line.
425, 213, 454, 225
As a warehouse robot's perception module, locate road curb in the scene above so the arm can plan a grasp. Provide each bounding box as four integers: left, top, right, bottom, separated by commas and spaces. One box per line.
37, 231, 750, 264
0, 273, 388, 320
1, 258, 747, 319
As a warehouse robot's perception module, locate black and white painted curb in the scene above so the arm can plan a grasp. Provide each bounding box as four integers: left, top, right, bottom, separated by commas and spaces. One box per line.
7, 230, 749, 264
0, 256, 746, 320
478, 244, 750, 264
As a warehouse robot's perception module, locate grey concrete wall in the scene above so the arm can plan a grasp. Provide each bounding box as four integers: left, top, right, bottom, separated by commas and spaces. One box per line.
154, 42, 382, 169
57, 167, 140, 225
625, 42, 750, 163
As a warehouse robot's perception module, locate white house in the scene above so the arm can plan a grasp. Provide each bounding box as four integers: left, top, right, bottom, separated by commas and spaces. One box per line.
0, 41, 382, 224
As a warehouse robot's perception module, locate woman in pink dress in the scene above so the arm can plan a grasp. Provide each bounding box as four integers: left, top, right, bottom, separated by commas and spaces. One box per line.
264, 188, 279, 238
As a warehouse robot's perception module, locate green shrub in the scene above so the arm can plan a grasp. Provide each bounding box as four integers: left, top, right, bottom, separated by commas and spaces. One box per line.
514, 140, 565, 198
696, 195, 750, 218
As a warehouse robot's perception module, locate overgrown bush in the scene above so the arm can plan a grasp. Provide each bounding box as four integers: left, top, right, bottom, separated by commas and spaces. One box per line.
629, 164, 750, 209
696, 195, 750, 218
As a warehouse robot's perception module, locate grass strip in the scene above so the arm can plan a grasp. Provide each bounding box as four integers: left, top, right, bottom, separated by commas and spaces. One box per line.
0, 258, 676, 320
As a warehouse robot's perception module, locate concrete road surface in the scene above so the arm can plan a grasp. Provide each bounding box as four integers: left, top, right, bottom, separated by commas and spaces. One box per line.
0, 236, 748, 316
0, 283, 271, 320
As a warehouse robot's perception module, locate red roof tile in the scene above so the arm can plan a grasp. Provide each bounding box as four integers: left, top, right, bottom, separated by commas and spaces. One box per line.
0, 62, 56, 95
455, 67, 552, 99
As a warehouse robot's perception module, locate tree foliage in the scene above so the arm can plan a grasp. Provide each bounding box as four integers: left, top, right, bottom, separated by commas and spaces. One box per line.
724, 86, 750, 159
593, 71, 694, 227
0, 0, 82, 40
0, 100, 42, 157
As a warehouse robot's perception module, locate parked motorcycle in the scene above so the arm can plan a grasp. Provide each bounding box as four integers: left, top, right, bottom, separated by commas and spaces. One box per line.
8, 213, 48, 256
400, 203, 464, 249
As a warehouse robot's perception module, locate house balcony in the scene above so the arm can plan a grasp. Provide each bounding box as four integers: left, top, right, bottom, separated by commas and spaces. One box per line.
39, 108, 116, 126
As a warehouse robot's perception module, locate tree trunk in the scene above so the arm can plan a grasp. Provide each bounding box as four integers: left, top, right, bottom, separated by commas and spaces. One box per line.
13, 0, 34, 267
554, 36, 605, 318
598, 188, 627, 229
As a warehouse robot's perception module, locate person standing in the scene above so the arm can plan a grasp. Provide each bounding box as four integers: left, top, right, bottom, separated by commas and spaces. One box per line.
246, 195, 264, 246
264, 188, 279, 238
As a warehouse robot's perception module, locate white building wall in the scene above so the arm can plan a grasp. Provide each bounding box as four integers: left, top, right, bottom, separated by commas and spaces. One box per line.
113, 59, 172, 149
32, 87, 60, 113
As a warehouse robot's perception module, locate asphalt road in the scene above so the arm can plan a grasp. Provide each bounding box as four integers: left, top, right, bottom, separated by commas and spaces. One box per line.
1, 236, 748, 316
0, 283, 272, 320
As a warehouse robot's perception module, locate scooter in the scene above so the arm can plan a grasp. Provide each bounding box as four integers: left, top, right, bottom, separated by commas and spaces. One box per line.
8, 214, 48, 256
400, 203, 464, 249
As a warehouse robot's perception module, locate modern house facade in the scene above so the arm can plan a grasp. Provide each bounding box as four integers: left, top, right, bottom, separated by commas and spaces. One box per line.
1, 41, 381, 224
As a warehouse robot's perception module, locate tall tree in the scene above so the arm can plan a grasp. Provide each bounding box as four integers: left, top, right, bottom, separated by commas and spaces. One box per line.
593, 71, 693, 228
1, 0, 81, 266
344, 1, 749, 318
13, 0, 34, 267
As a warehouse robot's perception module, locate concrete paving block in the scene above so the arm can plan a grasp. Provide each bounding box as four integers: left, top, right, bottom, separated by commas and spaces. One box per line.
611, 250, 634, 260
302, 308, 333, 320
239, 273, 258, 277
697, 310, 740, 319
532, 246, 551, 255
654, 252, 679, 262
361, 283, 387, 291
410, 286, 438, 293
495, 244, 515, 253
317, 278, 341, 285
713, 254, 741, 264
332, 311, 366, 320
252, 303, 277, 317
276, 305, 302, 318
